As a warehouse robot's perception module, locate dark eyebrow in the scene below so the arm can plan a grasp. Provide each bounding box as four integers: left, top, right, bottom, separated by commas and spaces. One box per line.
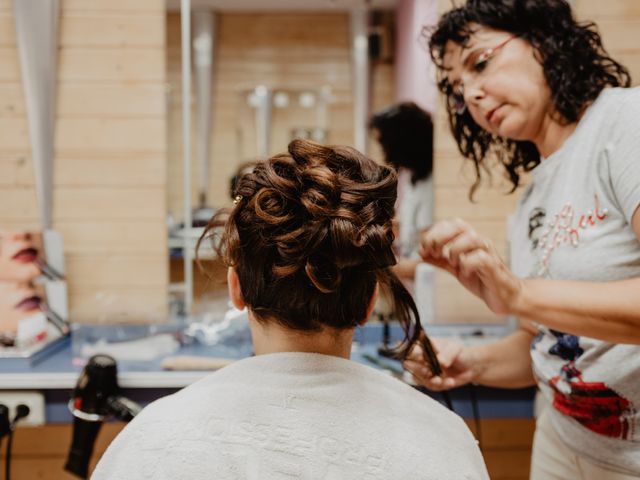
461, 47, 483, 69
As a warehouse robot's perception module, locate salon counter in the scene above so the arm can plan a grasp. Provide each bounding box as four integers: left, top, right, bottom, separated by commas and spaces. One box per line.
0, 324, 536, 480
0, 323, 535, 422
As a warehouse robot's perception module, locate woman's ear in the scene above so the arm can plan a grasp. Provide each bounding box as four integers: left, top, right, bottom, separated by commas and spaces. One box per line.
227, 267, 246, 310
360, 283, 379, 326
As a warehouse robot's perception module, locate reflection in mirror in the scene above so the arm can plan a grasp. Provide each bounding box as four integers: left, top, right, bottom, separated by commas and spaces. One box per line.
165, 6, 397, 318
0, 229, 69, 351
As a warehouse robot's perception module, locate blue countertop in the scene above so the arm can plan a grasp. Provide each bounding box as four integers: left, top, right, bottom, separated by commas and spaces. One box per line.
0, 323, 536, 422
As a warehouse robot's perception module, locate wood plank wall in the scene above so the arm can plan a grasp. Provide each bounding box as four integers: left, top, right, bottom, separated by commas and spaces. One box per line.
0, 0, 168, 323
166, 12, 394, 217
574, 0, 640, 83
2, 2, 634, 325
431, 0, 640, 323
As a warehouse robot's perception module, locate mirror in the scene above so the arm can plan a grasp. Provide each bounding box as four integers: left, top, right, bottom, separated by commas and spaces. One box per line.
165, 4, 398, 317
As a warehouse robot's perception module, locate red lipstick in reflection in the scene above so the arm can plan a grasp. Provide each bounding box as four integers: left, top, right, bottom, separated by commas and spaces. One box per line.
12, 247, 39, 264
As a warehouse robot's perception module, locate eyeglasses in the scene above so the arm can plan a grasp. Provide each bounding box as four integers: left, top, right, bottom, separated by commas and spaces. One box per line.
448, 35, 518, 115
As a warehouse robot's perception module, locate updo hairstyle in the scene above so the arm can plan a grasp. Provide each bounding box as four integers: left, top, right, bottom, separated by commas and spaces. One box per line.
199, 139, 439, 364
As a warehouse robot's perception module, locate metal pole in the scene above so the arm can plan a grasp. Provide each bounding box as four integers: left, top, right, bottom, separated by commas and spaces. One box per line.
254, 85, 272, 158
193, 9, 215, 208
181, 0, 193, 315
350, 5, 370, 154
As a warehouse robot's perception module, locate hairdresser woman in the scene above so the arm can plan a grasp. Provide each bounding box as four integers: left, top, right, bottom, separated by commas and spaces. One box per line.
404, 1, 640, 478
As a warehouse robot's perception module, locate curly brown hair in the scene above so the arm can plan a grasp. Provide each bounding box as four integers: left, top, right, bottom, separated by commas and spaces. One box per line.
198, 139, 439, 365
428, 0, 631, 199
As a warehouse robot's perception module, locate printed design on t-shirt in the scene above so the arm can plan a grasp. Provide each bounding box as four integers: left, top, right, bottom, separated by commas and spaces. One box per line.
529, 194, 609, 276
527, 208, 547, 250
546, 330, 635, 440
528, 207, 547, 250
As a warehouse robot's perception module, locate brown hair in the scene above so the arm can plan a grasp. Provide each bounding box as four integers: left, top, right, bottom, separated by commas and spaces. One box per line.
198, 139, 439, 365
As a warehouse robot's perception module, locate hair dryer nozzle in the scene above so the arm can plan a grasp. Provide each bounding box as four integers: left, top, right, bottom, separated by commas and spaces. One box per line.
64, 354, 141, 478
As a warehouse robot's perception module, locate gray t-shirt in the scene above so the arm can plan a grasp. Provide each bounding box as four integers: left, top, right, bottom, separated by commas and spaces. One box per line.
509, 87, 640, 474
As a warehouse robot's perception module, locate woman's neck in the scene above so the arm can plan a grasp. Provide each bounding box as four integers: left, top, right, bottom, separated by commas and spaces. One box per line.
533, 112, 579, 159
249, 315, 354, 359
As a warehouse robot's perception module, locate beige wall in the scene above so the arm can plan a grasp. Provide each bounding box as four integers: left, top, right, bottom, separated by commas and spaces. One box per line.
0, 0, 168, 323
432, 0, 640, 323
4, 2, 633, 325
574, 0, 640, 84
166, 12, 394, 216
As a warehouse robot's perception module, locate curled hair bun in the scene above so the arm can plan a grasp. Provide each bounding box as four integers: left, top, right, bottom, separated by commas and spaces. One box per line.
234, 139, 397, 294
199, 138, 438, 369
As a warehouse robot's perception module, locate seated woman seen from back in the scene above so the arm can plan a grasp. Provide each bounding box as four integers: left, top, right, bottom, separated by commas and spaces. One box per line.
92, 139, 488, 480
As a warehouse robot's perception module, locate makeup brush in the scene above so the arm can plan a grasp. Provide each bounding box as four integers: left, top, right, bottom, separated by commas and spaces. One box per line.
35, 258, 65, 281
42, 304, 70, 335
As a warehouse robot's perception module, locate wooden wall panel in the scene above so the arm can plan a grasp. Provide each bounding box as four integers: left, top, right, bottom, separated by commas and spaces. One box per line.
1, 13, 165, 48
433, 109, 520, 323
65, 255, 167, 290
5, 0, 165, 12
56, 221, 166, 255
68, 286, 168, 323
0, 13, 14, 46
0, 83, 25, 115
0, 187, 38, 222
0, 153, 33, 186
61, 0, 163, 12
55, 155, 165, 187
54, 187, 165, 221
573, 0, 640, 18
595, 20, 640, 52
2, 48, 164, 84
57, 84, 166, 117
59, 14, 165, 47
435, 274, 500, 322
0, 423, 125, 480
0, 47, 19, 81
55, 118, 165, 153
1, 419, 534, 480
58, 48, 164, 83
0, 117, 29, 150
609, 51, 640, 85
435, 187, 521, 222
574, 1, 640, 89
0, 0, 168, 323
166, 12, 394, 216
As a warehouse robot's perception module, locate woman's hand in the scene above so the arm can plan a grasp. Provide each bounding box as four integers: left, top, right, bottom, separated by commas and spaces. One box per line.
404, 338, 476, 391
420, 218, 524, 316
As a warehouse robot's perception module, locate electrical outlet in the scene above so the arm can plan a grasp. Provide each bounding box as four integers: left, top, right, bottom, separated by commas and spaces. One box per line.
0, 391, 45, 426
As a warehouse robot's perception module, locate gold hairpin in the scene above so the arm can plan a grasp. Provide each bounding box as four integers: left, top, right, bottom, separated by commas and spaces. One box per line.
233, 195, 243, 205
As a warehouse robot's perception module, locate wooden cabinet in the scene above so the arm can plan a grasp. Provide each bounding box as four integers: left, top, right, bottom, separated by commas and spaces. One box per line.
1, 419, 534, 479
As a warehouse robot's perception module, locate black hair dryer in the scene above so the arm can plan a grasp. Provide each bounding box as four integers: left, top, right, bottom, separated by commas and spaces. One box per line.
64, 354, 142, 479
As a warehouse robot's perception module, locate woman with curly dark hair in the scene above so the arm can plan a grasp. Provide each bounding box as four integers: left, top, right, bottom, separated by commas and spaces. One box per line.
404, 0, 640, 478
93, 139, 488, 480
370, 102, 434, 280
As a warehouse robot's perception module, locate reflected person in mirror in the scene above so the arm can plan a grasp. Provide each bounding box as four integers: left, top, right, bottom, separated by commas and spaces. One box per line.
369, 102, 434, 282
